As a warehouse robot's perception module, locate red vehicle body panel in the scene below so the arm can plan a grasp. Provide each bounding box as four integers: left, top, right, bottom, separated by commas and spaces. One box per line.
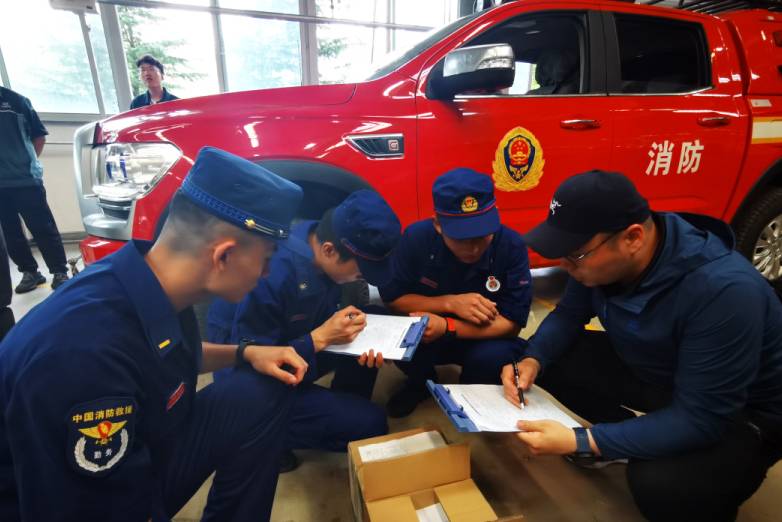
77, 1, 782, 272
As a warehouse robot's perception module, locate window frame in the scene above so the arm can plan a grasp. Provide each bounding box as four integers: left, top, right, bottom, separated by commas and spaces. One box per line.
0, 0, 447, 120
603, 11, 713, 96
450, 9, 607, 100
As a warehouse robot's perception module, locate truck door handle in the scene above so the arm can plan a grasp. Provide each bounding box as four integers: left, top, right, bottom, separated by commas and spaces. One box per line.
697, 116, 730, 127
560, 119, 600, 130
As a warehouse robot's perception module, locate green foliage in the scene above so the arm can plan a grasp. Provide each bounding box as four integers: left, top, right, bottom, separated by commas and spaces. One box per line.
118, 6, 203, 96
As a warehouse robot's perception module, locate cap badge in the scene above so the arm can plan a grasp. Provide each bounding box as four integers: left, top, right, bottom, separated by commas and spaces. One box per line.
492, 126, 545, 192
549, 198, 562, 215
486, 275, 501, 292
461, 196, 479, 213
244, 218, 256, 230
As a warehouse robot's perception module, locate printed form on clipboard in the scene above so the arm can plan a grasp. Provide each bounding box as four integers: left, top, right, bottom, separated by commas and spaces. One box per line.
427, 381, 582, 432
323, 314, 428, 361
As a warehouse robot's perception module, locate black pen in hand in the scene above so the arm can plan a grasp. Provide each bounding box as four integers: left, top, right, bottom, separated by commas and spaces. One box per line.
512, 361, 525, 410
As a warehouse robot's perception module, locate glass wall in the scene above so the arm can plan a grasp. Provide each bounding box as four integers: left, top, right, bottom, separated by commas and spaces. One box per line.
0, 0, 460, 117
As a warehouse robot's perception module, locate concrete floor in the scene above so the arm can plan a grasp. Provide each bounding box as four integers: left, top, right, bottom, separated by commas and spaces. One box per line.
7, 248, 782, 521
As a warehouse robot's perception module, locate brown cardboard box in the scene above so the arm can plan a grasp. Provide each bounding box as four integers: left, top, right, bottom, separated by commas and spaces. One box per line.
348, 427, 523, 522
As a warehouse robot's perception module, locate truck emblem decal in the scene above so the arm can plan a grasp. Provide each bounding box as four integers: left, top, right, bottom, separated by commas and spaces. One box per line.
492, 126, 545, 192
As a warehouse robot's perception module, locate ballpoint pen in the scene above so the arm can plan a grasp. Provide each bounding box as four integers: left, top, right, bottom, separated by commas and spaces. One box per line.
512, 361, 525, 410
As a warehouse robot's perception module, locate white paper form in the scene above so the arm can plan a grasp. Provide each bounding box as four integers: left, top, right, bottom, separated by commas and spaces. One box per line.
323, 314, 423, 360
358, 431, 446, 463
444, 384, 582, 432
416, 503, 449, 522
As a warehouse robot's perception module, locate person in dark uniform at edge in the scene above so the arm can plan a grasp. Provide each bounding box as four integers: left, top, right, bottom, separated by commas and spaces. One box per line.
503, 170, 782, 522
130, 55, 179, 110
0, 225, 13, 342
0, 147, 310, 522
380, 167, 532, 418
207, 190, 401, 471
0, 86, 70, 293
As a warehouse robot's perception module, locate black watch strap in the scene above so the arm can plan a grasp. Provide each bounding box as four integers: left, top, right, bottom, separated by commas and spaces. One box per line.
573, 427, 593, 456
236, 338, 254, 367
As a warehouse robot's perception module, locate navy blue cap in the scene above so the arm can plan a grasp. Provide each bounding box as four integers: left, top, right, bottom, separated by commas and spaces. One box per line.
331, 190, 401, 286
179, 147, 303, 240
433, 168, 500, 240
524, 170, 650, 259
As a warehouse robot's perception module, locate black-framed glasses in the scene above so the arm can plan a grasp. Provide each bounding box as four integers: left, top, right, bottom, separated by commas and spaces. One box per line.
564, 231, 621, 263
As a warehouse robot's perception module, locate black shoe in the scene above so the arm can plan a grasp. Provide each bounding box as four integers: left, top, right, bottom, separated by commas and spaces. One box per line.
279, 450, 300, 473
564, 454, 629, 470
387, 381, 430, 418
15, 271, 46, 294
51, 272, 69, 290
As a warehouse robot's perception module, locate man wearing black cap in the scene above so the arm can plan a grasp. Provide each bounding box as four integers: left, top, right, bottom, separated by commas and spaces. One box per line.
381, 167, 531, 418
0, 147, 309, 521
502, 170, 782, 521
207, 189, 401, 469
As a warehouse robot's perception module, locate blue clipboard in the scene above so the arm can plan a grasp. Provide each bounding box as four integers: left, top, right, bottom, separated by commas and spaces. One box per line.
399, 315, 428, 361
426, 380, 479, 432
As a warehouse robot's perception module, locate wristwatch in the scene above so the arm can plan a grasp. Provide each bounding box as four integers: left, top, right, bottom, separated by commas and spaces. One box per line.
572, 427, 596, 463
443, 317, 458, 339
236, 338, 255, 367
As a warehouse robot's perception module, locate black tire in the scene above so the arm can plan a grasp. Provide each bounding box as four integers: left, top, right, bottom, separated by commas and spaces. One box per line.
733, 187, 782, 282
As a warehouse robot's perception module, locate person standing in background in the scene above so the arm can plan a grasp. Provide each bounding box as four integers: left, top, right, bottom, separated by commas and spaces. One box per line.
0, 86, 69, 293
130, 55, 179, 109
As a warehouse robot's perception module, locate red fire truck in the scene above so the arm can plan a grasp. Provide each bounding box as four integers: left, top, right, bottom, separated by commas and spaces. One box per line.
73, 0, 782, 280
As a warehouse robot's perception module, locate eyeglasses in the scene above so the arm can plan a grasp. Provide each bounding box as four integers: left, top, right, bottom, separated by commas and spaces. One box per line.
564, 231, 621, 263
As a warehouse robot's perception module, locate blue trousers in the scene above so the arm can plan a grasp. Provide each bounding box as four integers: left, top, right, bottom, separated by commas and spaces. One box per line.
0, 185, 67, 274
158, 367, 294, 522
0, 226, 13, 342
214, 355, 387, 453
396, 337, 526, 385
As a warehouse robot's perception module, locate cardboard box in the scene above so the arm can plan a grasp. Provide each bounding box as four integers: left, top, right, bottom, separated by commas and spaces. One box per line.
348, 427, 522, 522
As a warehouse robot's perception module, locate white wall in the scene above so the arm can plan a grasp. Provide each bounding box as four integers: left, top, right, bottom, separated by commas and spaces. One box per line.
37, 121, 86, 237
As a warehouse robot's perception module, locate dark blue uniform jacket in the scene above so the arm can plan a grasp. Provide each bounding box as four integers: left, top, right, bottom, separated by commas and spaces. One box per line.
379, 219, 532, 327
130, 88, 179, 110
525, 213, 782, 460
208, 221, 340, 382
0, 240, 200, 521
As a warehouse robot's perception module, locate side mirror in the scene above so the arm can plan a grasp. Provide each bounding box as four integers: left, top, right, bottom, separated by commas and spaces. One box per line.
426, 44, 515, 101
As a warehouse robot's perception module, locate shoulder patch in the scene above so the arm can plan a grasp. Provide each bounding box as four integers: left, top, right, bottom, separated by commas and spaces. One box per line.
67, 397, 136, 477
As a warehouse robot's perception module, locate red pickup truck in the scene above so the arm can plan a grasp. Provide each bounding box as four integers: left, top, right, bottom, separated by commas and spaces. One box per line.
73, 0, 782, 280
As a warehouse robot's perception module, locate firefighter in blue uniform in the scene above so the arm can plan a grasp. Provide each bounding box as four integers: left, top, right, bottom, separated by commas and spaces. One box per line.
380, 167, 532, 417
0, 147, 309, 522
207, 190, 401, 463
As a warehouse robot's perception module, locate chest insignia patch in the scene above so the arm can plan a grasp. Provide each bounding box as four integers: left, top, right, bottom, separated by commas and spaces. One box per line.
166, 382, 186, 411
486, 276, 501, 293
68, 398, 136, 476
492, 126, 545, 192
420, 277, 438, 289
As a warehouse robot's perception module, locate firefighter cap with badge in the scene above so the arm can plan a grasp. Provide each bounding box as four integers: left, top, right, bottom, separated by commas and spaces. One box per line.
433, 167, 501, 239
178, 146, 306, 252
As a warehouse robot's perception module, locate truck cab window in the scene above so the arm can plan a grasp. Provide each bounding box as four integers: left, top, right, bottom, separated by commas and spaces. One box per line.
613, 14, 710, 94
464, 13, 587, 96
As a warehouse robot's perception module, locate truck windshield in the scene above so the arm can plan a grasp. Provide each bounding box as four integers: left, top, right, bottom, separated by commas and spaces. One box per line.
365, 10, 482, 81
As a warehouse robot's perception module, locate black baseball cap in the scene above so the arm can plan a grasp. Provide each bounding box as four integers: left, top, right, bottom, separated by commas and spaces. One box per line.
523, 170, 650, 259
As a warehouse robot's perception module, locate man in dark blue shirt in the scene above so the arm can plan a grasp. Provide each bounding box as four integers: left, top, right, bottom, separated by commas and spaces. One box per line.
0, 87, 69, 292
130, 55, 179, 110
380, 167, 531, 417
504, 170, 782, 522
0, 147, 309, 521
208, 190, 401, 466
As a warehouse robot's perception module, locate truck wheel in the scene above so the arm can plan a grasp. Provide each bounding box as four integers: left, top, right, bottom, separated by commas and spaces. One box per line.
734, 187, 782, 282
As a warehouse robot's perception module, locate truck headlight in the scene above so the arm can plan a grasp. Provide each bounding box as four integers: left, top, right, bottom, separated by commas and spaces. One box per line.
91, 143, 181, 202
